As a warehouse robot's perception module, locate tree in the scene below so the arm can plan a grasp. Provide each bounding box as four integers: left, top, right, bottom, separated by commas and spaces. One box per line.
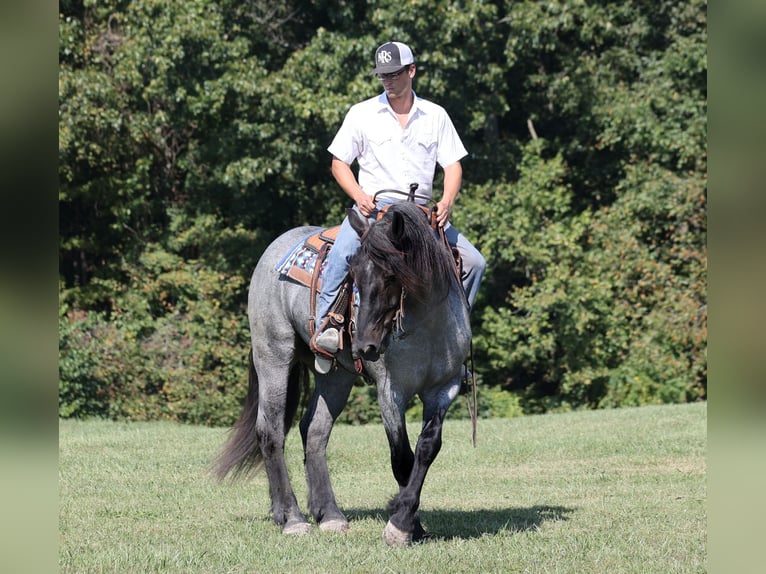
59, 0, 707, 421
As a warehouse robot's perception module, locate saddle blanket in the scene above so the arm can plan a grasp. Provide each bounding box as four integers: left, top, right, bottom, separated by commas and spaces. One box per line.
275, 232, 327, 289
275, 226, 343, 290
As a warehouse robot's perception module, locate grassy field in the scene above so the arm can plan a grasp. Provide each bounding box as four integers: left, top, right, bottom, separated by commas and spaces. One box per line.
59, 402, 706, 573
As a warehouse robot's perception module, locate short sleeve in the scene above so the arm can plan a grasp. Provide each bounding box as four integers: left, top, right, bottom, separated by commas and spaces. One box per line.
436, 111, 468, 168
327, 106, 362, 164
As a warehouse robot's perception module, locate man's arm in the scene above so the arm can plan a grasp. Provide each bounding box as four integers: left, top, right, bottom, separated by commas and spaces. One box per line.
435, 161, 462, 228
331, 157, 377, 216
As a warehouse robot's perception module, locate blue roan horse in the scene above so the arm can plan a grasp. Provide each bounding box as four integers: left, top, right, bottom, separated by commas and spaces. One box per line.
214, 201, 471, 546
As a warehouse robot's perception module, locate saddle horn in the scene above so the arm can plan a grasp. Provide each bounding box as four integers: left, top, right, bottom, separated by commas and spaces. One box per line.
407, 183, 419, 202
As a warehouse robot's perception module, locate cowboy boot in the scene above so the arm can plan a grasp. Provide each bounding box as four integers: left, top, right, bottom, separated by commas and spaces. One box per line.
313, 327, 340, 374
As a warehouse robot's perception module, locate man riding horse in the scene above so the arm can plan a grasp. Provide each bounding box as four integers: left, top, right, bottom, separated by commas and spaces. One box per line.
311, 41, 486, 373
214, 41, 485, 546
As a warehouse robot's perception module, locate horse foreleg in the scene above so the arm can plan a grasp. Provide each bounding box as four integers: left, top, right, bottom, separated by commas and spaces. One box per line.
300, 375, 354, 533
383, 408, 446, 547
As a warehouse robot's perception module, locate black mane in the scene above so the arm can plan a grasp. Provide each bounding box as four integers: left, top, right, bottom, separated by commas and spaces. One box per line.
358, 202, 455, 303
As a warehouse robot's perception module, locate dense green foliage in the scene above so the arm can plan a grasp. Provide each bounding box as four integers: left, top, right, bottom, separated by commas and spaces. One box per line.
59, 0, 707, 424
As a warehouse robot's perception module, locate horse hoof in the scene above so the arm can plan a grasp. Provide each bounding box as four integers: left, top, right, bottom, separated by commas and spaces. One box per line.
283, 521, 312, 535
383, 520, 412, 547
319, 519, 349, 533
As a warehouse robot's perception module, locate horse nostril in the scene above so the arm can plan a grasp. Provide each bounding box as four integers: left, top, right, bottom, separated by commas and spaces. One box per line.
361, 345, 379, 361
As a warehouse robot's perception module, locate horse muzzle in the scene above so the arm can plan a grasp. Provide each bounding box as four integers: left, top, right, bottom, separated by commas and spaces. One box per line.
352, 332, 390, 362
355, 343, 381, 362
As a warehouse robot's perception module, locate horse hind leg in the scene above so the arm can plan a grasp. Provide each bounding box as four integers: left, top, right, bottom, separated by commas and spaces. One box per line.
300, 374, 355, 533
259, 430, 311, 535
383, 408, 447, 547
256, 361, 312, 535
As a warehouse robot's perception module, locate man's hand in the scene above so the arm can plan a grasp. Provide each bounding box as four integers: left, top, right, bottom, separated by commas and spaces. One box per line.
435, 199, 453, 228
438, 161, 462, 228
355, 191, 377, 217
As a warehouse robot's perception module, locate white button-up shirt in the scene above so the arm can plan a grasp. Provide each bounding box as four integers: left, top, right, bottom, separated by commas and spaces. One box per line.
327, 91, 468, 203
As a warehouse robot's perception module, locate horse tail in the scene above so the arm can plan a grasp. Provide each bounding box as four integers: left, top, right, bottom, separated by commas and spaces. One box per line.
212, 349, 309, 482
212, 349, 264, 481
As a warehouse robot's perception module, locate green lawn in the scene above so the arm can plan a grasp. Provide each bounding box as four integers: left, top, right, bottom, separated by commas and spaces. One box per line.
59, 402, 706, 573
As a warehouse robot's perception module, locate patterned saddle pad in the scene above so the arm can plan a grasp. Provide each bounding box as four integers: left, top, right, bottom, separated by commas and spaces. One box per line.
275, 226, 341, 290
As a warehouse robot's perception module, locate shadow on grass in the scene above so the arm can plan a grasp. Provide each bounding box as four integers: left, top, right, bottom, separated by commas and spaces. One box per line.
345, 505, 575, 540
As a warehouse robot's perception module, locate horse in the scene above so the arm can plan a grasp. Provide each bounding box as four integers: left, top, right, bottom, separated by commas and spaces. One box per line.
213, 200, 472, 546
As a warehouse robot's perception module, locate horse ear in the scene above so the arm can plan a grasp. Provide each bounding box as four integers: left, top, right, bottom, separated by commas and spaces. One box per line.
390, 211, 405, 243
347, 207, 369, 238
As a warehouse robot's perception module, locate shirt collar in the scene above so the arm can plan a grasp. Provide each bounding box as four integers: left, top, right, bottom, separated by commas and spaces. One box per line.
376, 90, 421, 116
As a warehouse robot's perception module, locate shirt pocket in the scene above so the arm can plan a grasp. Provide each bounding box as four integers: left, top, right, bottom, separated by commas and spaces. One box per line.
367, 133, 393, 152
413, 131, 438, 162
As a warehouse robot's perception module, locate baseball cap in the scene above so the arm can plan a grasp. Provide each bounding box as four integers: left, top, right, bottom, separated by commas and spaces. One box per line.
371, 41, 415, 75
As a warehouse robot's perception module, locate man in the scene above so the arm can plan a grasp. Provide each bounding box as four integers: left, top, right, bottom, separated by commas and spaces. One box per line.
312, 41, 485, 373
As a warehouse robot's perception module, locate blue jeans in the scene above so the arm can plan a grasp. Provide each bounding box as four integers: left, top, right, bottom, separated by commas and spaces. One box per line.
316, 204, 486, 321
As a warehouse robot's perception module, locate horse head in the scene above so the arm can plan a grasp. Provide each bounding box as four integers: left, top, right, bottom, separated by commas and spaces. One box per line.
347, 202, 454, 362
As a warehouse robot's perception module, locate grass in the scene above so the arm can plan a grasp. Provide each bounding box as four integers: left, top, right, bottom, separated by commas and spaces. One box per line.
59, 402, 706, 573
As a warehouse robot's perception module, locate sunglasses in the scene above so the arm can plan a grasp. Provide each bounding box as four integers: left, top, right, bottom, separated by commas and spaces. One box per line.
377, 66, 410, 81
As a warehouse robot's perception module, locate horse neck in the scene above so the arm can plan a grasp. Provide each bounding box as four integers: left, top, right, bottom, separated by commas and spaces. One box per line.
402, 279, 469, 333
